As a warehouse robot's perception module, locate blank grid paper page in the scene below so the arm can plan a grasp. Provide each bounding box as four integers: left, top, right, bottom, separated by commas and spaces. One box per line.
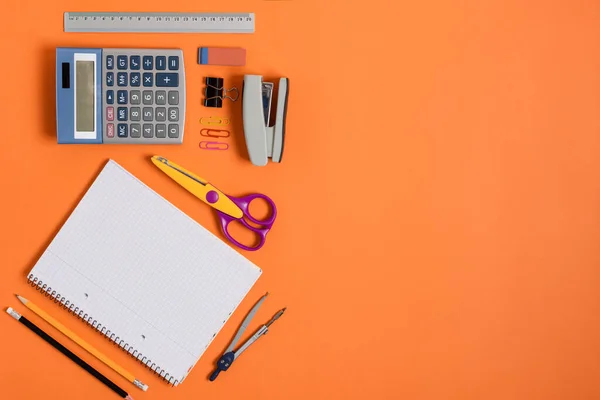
27, 160, 262, 384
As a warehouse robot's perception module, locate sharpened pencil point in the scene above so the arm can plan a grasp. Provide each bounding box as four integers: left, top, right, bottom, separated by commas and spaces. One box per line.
16, 295, 27, 305
125, 395, 134, 400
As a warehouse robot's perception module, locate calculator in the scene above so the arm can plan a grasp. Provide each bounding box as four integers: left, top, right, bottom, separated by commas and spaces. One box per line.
56, 48, 186, 144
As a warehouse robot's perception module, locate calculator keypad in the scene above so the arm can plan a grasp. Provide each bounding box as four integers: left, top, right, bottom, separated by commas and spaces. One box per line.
117, 91, 127, 104
118, 124, 128, 137
131, 108, 141, 121
130, 56, 140, 70
117, 72, 127, 86
143, 73, 153, 87
156, 108, 166, 122
117, 56, 127, 69
156, 124, 167, 138
130, 73, 141, 87
156, 56, 167, 70
102, 49, 185, 144
131, 124, 141, 138
131, 91, 141, 105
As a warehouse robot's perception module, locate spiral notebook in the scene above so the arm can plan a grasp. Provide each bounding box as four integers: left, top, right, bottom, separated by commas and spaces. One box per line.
26, 160, 262, 386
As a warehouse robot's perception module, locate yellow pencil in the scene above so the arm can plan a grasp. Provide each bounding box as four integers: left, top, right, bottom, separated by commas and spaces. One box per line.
16, 295, 148, 391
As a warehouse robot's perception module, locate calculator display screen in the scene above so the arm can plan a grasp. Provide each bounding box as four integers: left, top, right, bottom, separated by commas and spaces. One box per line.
75, 61, 95, 132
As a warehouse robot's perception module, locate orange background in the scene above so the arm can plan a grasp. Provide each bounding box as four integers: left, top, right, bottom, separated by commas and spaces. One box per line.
1, 0, 600, 399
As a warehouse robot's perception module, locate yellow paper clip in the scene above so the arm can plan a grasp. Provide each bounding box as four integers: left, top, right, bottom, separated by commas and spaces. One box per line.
201, 128, 231, 138
199, 141, 229, 151
200, 117, 230, 126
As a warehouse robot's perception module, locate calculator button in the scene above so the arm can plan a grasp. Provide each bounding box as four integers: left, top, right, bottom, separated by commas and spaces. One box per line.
130, 124, 141, 138
156, 107, 166, 122
130, 91, 141, 105
143, 73, 153, 87
106, 107, 114, 121
106, 90, 114, 105
130, 73, 141, 87
143, 56, 153, 70
156, 124, 167, 138
130, 56, 141, 70
117, 124, 128, 137
106, 123, 114, 138
106, 56, 114, 70
117, 90, 128, 105
106, 72, 114, 86
156, 73, 178, 87
168, 108, 179, 122
117, 56, 128, 70
142, 91, 153, 105
143, 107, 154, 121
143, 124, 154, 138
168, 91, 179, 105
117, 107, 128, 121
155, 91, 167, 105
156, 56, 166, 70
130, 107, 141, 121
117, 72, 127, 86
168, 124, 179, 138
168, 56, 179, 70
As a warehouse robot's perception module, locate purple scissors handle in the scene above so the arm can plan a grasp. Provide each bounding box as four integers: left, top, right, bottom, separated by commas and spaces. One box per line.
216, 193, 277, 251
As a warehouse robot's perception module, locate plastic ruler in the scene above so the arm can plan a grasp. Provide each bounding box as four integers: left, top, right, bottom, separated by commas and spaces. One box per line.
64, 12, 255, 33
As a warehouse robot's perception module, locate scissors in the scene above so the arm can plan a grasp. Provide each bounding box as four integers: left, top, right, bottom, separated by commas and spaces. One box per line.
151, 156, 277, 251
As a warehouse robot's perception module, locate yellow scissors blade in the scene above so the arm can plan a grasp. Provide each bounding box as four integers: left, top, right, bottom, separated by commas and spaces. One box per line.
151, 156, 243, 219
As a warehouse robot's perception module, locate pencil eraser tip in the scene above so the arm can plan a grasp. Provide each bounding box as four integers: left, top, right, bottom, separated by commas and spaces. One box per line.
6, 307, 20, 319
133, 379, 148, 391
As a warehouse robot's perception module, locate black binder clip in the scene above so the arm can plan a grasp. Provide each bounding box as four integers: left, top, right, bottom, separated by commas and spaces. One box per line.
204, 77, 239, 108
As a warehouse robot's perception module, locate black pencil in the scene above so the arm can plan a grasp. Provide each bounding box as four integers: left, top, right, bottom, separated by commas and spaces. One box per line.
6, 307, 133, 400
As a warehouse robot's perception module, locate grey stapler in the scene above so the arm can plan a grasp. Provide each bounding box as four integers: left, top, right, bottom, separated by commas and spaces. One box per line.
242, 75, 289, 166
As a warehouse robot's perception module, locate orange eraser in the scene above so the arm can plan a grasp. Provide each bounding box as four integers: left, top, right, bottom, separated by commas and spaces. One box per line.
198, 47, 246, 66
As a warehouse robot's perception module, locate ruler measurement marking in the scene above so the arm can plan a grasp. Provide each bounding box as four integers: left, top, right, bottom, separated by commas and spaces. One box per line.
64, 12, 255, 33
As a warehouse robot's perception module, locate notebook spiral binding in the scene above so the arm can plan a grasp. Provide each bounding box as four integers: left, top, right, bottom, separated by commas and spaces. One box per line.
28, 274, 180, 386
